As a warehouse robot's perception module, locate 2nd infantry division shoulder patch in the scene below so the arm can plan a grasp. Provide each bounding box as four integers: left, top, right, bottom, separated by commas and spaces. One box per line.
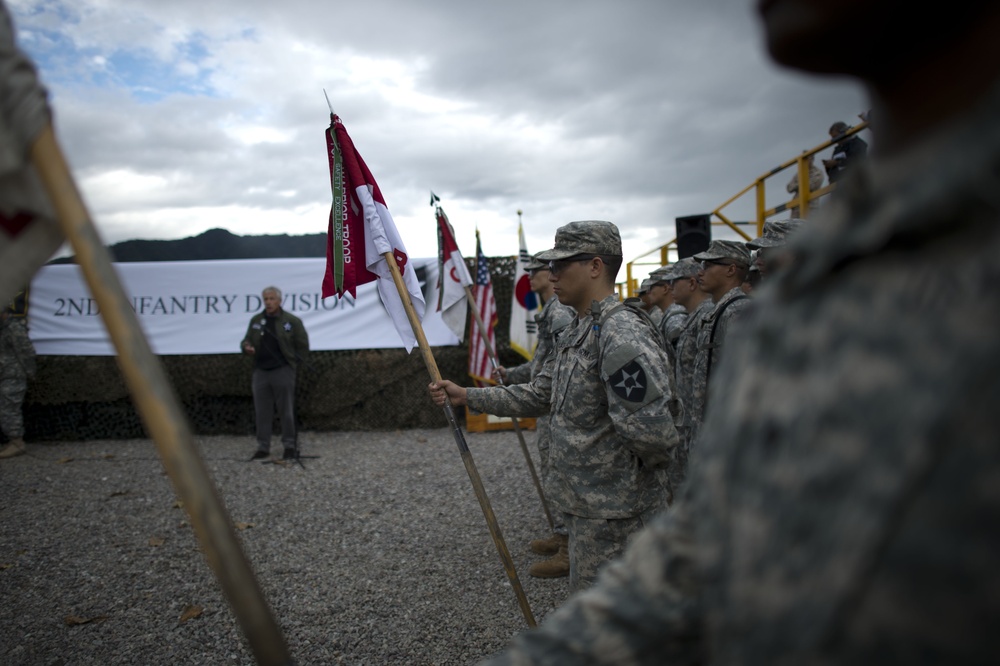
609, 360, 647, 402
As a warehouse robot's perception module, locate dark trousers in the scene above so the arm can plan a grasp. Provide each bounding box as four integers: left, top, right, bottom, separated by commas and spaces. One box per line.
252, 365, 297, 452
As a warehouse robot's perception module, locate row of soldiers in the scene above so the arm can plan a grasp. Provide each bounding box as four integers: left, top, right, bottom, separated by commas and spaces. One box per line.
431, 218, 805, 589
430, 218, 804, 592
459, 0, 1000, 653
637, 219, 806, 491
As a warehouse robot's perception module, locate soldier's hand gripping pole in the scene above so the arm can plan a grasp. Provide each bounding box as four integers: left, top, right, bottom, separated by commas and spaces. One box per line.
383, 252, 536, 628
30, 122, 293, 666
464, 286, 554, 532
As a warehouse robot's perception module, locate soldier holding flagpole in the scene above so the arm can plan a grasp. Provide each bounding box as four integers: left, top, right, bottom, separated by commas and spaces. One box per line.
431, 220, 681, 590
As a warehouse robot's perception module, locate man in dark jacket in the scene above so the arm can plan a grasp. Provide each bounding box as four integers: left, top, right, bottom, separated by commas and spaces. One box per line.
822, 120, 868, 183
241, 286, 309, 460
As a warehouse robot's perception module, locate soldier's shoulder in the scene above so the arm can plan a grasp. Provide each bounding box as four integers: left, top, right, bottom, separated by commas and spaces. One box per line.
600, 303, 664, 351
721, 293, 752, 319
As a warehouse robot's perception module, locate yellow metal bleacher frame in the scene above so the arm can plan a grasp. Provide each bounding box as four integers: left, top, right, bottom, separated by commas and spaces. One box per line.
621, 122, 869, 297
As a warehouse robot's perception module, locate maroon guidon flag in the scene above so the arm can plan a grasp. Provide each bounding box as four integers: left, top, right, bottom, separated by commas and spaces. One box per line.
323, 114, 425, 351
435, 200, 472, 340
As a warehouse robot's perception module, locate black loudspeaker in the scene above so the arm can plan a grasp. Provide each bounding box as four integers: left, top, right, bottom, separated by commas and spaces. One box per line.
675, 214, 711, 259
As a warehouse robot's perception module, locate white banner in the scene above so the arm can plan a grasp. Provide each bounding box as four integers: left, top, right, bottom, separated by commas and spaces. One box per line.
28, 257, 459, 355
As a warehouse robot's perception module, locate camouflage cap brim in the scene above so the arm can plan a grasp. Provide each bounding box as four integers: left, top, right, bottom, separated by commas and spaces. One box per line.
648, 266, 675, 283
524, 256, 548, 271
535, 247, 580, 261
745, 236, 783, 250
693, 239, 751, 266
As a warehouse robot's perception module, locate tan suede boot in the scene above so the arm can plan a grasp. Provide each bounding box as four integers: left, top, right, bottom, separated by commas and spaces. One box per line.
528, 545, 569, 578
529, 532, 568, 556
0, 438, 26, 459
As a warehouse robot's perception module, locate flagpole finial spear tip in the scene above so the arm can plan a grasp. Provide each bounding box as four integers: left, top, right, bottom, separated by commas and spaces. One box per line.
517, 209, 522, 218
323, 89, 335, 116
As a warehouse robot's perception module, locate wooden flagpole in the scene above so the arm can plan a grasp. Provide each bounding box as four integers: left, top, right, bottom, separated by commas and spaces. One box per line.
30, 122, 293, 666
381, 252, 536, 628
464, 286, 554, 532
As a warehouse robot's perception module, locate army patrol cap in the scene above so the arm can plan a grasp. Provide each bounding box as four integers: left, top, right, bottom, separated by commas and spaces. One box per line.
536, 220, 622, 261
746, 218, 805, 250
648, 265, 674, 284
638, 278, 653, 295
524, 253, 548, 272
665, 257, 702, 280
693, 240, 751, 267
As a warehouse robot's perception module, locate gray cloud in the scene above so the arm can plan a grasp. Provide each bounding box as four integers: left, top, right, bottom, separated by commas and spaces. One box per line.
11, 0, 868, 270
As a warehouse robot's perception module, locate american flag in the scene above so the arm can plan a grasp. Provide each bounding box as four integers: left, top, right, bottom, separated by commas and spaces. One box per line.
468, 229, 498, 387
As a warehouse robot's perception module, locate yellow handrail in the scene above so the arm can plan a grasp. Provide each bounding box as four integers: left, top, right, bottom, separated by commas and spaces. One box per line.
621, 122, 868, 296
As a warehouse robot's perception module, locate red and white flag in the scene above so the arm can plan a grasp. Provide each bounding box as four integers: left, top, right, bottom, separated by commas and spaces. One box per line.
435, 201, 472, 340
468, 229, 498, 387
322, 114, 424, 352
0, 3, 64, 306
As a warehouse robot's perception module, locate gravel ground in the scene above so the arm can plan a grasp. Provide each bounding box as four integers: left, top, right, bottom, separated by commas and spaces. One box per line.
0, 429, 573, 665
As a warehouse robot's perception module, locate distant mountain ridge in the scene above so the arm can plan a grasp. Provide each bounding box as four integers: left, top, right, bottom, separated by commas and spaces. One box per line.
52, 228, 328, 263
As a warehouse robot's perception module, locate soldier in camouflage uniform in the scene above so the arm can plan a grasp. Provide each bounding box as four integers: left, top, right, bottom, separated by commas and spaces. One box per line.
478, 0, 1000, 662
659, 258, 712, 490
636, 278, 662, 325
741, 259, 760, 294
747, 217, 806, 279
431, 221, 680, 590
648, 265, 687, 350
687, 240, 751, 445
0, 289, 36, 459
496, 254, 575, 578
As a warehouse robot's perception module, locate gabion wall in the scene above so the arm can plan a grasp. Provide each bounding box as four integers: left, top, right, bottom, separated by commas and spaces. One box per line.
23, 257, 529, 441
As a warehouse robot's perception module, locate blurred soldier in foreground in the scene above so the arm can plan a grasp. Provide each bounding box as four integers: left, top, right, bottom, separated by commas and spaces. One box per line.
479, 0, 1000, 662
495, 255, 575, 578
0, 289, 36, 458
431, 221, 680, 590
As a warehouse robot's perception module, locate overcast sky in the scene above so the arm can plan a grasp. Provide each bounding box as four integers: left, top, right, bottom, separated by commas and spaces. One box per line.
10, 0, 868, 278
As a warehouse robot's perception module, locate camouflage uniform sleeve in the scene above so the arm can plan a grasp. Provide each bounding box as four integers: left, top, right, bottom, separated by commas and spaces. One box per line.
467, 352, 553, 418
505, 360, 533, 386
600, 315, 680, 468
480, 507, 705, 666
664, 309, 687, 345
713, 295, 750, 358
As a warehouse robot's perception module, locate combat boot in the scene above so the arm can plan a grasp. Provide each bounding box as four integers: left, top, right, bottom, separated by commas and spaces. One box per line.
529, 532, 568, 556
0, 438, 26, 459
528, 545, 569, 578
